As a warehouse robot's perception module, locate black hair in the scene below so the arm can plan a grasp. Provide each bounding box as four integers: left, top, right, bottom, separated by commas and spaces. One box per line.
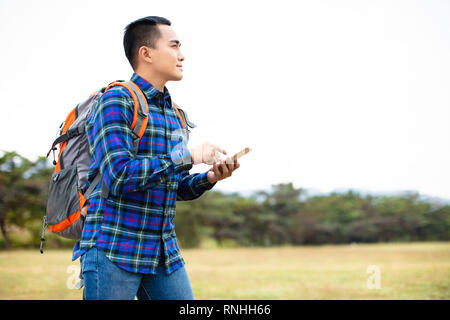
123, 16, 172, 70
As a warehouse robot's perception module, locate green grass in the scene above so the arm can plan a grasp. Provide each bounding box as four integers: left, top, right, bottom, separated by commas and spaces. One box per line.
0, 242, 449, 299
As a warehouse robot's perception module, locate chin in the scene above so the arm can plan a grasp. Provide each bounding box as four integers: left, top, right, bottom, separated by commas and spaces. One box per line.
166, 70, 183, 82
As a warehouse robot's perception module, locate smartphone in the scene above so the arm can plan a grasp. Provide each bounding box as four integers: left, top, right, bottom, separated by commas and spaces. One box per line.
232, 147, 251, 161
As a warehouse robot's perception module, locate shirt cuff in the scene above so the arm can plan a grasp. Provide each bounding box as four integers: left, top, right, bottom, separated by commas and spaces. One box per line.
197, 171, 217, 191
170, 145, 193, 173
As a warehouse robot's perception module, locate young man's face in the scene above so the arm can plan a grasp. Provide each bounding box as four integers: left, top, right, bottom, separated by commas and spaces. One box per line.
149, 24, 185, 82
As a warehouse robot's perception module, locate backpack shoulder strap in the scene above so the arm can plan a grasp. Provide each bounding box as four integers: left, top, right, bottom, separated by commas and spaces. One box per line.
172, 102, 188, 139
86, 81, 149, 200
104, 81, 149, 142
172, 101, 197, 140
126, 81, 149, 144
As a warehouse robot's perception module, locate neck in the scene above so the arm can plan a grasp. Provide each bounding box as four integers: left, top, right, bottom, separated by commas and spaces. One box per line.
134, 69, 166, 92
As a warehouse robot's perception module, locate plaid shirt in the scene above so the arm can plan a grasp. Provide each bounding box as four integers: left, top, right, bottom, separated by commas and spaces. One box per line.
72, 73, 216, 275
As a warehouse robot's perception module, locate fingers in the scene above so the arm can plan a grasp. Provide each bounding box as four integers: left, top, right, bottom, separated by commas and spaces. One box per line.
194, 143, 229, 165
217, 146, 227, 156
211, 161, 228, 180
213, 162, 222, 177
209, 158, 241, 183
219, 161, 229, 176
217, 157, 237, 177
224, 157, 235, 172
226, 157, 241, 171
202, 143, 227, 165
212, 144, 227, 157
213, 145, 227, 163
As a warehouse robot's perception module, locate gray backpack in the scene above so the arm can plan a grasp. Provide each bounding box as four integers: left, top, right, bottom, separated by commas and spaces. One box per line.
40, 80, 196, 253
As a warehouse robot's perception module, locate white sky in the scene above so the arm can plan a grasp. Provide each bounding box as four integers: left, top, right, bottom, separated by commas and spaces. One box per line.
0, 0, 449, 200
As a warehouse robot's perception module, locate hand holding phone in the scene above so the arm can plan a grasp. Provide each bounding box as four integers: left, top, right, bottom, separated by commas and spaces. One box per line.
212, 147, 251, 174
208, 147, 250, 182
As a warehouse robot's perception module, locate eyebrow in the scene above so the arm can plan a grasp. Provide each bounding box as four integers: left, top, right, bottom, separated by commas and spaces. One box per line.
169, 40, 181, 46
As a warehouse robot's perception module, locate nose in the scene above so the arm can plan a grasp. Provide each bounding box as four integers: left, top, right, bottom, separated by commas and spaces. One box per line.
178, 51, 185, 62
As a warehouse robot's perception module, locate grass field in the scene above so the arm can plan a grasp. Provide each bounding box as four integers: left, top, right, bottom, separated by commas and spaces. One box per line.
0, 241, 449, 300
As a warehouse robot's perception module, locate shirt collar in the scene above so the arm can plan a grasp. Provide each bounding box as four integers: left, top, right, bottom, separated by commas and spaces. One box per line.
130, 73, 172, 107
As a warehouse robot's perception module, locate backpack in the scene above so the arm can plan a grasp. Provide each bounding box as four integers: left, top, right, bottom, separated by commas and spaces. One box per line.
40, 80, 196, 253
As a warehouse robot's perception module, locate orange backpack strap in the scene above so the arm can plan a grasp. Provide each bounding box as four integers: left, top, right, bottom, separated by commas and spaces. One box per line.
104, 81, 149, 141
95, 81, 149, 199
172, 103, 188, 139
106, 81, 191, 141
172, 101, 197, 141
127, 81, 149, 140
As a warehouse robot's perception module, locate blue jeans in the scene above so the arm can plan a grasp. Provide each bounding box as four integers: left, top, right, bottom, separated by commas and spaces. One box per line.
80, 246, 194, 300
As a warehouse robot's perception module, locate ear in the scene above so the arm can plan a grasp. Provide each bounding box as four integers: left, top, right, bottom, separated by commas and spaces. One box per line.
138, 46, 153, 64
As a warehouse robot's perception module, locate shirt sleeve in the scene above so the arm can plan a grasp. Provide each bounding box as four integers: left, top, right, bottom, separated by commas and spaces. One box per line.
87, 87, 192, 196
176, 169, 217, 201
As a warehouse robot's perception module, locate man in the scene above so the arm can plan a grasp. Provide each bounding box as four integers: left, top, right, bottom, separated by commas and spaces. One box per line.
72, 16, 240, 300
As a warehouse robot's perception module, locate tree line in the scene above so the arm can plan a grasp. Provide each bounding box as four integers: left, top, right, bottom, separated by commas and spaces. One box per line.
0, 150, 448, 250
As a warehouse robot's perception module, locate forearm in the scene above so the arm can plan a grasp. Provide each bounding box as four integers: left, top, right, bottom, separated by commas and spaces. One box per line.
101, 151, 192, 195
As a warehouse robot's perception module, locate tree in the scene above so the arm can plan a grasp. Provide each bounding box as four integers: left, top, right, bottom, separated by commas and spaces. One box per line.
0, 151, 52, 249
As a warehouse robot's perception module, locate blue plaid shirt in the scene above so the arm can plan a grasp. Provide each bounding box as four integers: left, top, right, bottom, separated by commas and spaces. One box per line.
72, 73, 216, 275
